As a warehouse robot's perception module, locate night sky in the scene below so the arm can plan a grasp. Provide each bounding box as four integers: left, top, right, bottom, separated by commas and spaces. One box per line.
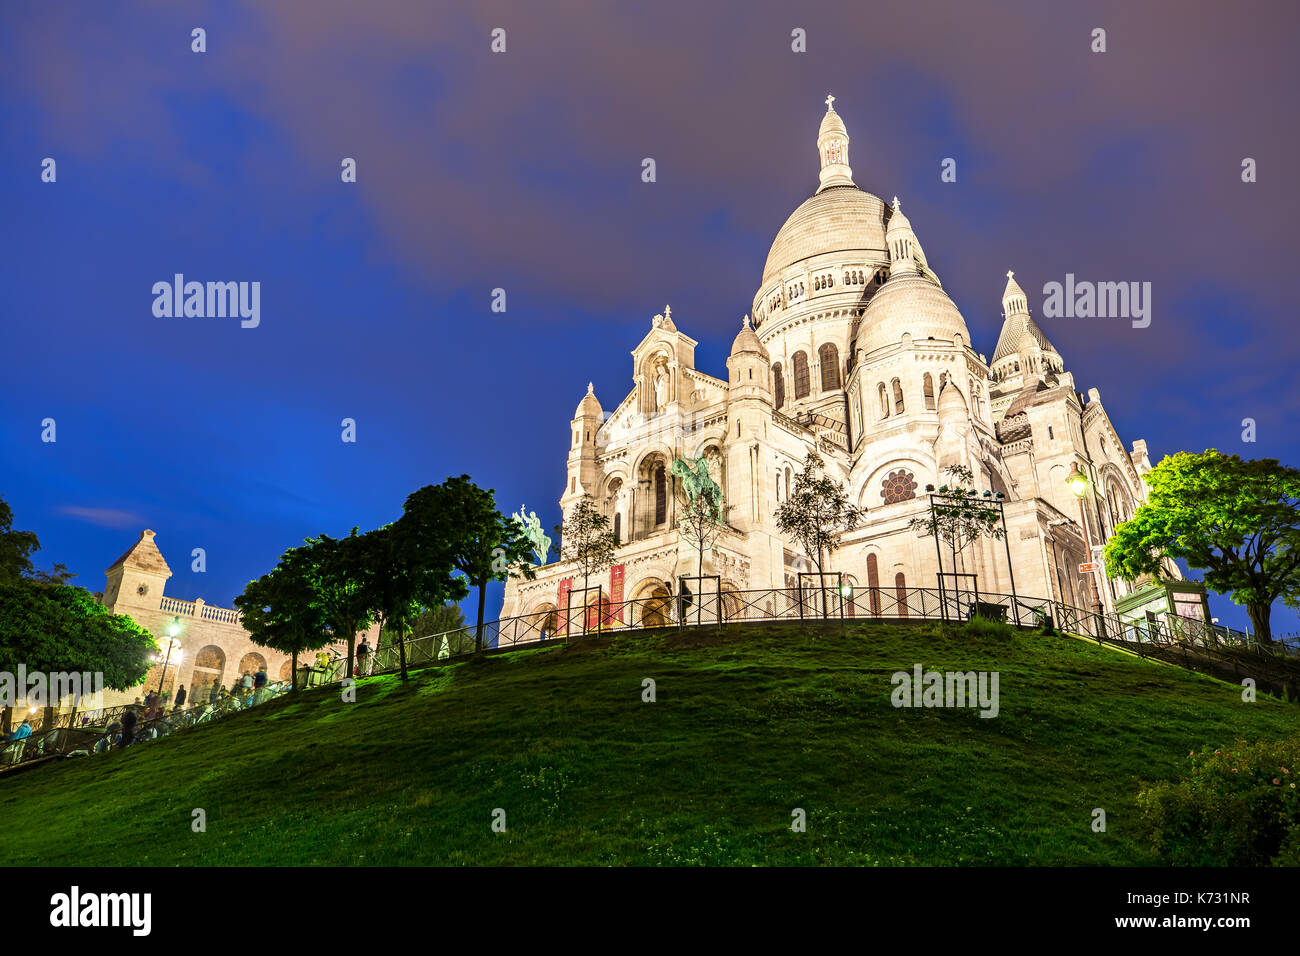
3, 1, 1298, 634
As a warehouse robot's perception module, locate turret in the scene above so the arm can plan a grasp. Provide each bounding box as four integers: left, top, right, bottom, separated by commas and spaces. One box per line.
103, 529, 172, 613
562, 382, 602, 515
725, 315, 772, 402
816, 94, 854, 192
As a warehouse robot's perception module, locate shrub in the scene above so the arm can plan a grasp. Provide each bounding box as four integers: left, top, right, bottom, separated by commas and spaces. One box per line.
962, 615, 1016, 640
1136, 738, 1300, 865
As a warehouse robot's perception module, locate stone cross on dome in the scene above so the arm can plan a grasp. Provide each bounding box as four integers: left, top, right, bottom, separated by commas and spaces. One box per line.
1007, 270, 1014, 280
825, 94, 835, 110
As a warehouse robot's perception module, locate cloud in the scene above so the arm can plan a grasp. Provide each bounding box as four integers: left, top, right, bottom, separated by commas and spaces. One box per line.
58, 506, 147, 529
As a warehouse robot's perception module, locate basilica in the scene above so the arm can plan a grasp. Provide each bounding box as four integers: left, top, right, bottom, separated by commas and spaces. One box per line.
500, 97, 1158, 632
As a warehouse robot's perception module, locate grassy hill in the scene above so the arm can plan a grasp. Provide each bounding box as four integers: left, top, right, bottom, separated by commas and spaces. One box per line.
3, 619, 1297, 866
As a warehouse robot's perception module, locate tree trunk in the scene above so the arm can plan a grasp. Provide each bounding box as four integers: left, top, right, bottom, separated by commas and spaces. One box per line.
398, 623, 409, 681
346, 630, 356, 684
1, 704, 10, 736
291, 649, 299, 692
1246, 602, 1274, 645
475, 578, 488, 659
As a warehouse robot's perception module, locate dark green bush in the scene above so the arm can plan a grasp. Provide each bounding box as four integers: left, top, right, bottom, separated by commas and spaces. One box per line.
1136, 738, 1300, 865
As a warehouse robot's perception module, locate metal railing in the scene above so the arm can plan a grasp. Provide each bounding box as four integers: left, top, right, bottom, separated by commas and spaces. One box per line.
365, 585, 1300, 699
0, 681, 293, 772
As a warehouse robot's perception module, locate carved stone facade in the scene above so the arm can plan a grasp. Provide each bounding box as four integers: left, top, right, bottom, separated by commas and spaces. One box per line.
501, 97, 1171, 629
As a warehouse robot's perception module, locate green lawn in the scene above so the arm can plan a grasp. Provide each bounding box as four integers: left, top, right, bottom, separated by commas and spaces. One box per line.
2, 619, 1296, 865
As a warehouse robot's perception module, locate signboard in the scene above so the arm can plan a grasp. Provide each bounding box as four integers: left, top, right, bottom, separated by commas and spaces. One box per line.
1078, 561, 1100, 573
609, 564, 625, 624
556, 578, 573, 633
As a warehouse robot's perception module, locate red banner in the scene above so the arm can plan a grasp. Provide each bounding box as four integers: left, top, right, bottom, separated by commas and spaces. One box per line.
557, 578, 573, 633
609, 564, 625, 624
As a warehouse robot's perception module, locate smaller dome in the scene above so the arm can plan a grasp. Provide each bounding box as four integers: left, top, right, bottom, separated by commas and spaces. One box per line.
730, 315, 769, 359
885, 198, 912, 237
575, 382, 602, 418
856, 274, 971, 357
819, 107, 847, 139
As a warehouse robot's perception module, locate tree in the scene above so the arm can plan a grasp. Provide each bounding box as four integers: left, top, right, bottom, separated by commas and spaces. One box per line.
774, 452, 861, 615
908, 465, 1007, 579
234, 549, 332, 693
0, 496, 73, 585
554, 495, 620, 634
0, 581, 156, 731
403, 477, 535, 659
1104, 451, 1300, 644
300, 528, 374, 681
674, 456, 729, 624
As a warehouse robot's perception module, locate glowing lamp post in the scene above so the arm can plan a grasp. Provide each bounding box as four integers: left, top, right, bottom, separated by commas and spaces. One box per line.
154, 619, 183, 695
1067, 463, 1104, 619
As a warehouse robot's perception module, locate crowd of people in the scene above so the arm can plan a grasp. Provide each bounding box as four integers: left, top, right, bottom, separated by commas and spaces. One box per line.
1, 664, 285, 764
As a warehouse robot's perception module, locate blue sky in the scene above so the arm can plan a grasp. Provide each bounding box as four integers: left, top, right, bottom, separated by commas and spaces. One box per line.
2, 0, 1298, 637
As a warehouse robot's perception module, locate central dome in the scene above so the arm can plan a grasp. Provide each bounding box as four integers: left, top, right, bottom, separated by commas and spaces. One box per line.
760, 185, 889, 288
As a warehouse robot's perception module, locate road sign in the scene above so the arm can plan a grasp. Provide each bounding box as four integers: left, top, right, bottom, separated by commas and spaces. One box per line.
1079, 561, 1100, 573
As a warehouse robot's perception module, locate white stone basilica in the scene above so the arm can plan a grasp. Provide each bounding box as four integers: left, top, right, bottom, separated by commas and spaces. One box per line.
501, 97, 1158, 630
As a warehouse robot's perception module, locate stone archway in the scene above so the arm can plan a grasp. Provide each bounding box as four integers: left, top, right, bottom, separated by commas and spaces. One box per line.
279, 660, 293, 681
190, 644, 226, 701
237, 652, 267, 684
630, 578, 672, 629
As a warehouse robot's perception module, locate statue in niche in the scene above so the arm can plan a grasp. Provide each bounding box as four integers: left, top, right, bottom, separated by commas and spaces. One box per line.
653, 362, 668, 410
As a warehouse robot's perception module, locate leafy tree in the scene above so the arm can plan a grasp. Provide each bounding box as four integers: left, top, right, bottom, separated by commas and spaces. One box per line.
361, 510, 466, 680
774, 452, 861, 615
554, 495, 620, 633
0, 497, 73, 585
234, 549, 332, 693
1104, 451, 1300, 644
403, 476, 535, 658
0, 581, 156, 731
908, 464, 1006, 577
300, 528, 374, 680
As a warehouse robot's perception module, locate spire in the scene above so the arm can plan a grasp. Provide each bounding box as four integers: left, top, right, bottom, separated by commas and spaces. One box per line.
885, 196, 919, 276
1002, 270, 1028, 317
992, 270, 1061, 367
816, 94, 854, 192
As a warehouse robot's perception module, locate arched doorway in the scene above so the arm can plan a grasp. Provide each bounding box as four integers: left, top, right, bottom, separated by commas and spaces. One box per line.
631, 579, 672, 629
278, 660, 293, 681
237, 652, 267, 684
190, 644, 226, 701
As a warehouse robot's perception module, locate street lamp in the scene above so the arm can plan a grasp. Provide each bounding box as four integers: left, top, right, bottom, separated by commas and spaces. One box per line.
154, 618, 183, 695
1066, 462, 1104, 619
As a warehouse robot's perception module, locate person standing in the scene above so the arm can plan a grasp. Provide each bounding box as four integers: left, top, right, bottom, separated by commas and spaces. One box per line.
174, 685, 187, 708
240, 671, 254, 702
357, 638, 371, 676
252, 666, 268, 704
119, 708, 137, 748
208, 682, 221, 706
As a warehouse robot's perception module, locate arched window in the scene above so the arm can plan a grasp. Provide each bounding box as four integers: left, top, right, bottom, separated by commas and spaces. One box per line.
892, 378, 904, 414
772, 363, 785, 409
819, 344, 840, 391
867, 553, 881, 616
613, 512, 622, 543
895, 572, 908, 618
792, 351, 810, 399
923, 373, 935, 410
654, 465, 667, 526
878, 382, 889, 418
785, 467, 792, 499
